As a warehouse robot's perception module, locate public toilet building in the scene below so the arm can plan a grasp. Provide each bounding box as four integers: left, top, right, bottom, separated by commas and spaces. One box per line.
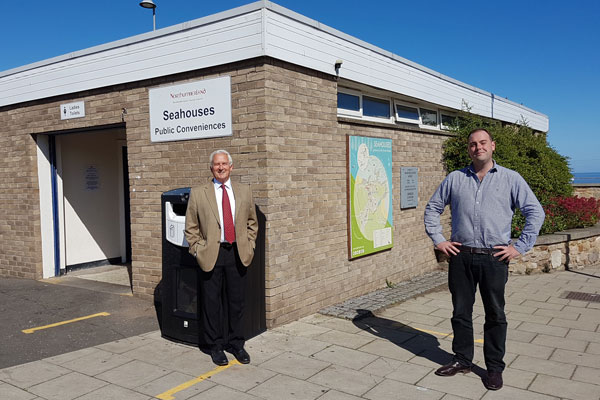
0, 1, 548, 327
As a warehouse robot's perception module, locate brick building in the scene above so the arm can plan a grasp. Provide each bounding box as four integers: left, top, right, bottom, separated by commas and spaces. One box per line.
0, 1, 548, 327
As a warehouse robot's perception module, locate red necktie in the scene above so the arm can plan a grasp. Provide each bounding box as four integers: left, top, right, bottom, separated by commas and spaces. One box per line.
221, 184, 235, 244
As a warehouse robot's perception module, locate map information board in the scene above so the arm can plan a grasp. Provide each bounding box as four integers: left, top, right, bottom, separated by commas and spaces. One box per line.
348, 135, 393, 259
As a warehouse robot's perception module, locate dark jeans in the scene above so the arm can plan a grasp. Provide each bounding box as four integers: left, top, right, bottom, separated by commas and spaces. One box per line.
199, 244, 247, 350
449, 251, 508, 372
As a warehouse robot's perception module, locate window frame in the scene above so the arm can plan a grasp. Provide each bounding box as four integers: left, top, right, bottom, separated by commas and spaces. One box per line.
337, 88, 362, 118
393, 100, 421, 125
362, 94, 393, 122
419, 107, 439, 129
440, 112, 457, 130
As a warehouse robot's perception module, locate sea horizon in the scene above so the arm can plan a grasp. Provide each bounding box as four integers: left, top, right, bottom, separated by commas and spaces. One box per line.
571, 172, 600, 185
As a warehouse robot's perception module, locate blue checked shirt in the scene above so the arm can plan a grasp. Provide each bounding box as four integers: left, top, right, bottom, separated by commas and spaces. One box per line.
424, 162, 545, 254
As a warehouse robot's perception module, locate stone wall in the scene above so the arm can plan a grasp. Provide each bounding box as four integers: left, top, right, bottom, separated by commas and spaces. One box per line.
510, 224, 600, 274
572, 184, 600, 199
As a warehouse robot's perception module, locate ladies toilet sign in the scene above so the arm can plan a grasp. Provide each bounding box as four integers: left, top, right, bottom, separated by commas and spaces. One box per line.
148, 76, 232, 143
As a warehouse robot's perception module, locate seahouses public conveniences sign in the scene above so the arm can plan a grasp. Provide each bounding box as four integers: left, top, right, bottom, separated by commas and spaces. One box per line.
149, 76, 232, 143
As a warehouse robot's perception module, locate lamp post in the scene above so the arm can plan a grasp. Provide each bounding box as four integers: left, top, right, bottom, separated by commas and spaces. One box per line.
139, 0, 157, 31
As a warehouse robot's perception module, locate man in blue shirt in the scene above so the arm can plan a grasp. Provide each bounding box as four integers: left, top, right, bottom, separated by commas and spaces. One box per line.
424, 128, 545, 390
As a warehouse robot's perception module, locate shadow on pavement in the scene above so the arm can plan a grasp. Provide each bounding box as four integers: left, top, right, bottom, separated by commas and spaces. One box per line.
352, 309, 486, 378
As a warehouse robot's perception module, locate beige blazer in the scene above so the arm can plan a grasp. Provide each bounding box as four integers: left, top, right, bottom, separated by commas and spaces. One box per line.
184, 180, 258, 272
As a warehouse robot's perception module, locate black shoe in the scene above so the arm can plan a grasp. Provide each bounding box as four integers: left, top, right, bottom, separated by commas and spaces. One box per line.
435, 361, 471, 376
231, 347, 250, 364
210, 348, 228, 366
483, 371, 503, 390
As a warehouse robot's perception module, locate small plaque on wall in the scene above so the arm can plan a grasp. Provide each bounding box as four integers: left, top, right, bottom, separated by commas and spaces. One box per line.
401, 167, 418, 209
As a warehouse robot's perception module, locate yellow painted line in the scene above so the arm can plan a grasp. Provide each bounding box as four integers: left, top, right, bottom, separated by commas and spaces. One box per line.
412, 327, 484, 344
22, 312, 111, 334
156, 360, 240, 400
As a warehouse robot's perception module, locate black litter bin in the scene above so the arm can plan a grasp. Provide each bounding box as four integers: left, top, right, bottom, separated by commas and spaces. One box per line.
160, 187, 266, 346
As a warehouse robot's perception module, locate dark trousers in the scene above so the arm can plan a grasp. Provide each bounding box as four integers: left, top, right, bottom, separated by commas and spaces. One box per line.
449, 251, 508, 372
199, 244, 247, 350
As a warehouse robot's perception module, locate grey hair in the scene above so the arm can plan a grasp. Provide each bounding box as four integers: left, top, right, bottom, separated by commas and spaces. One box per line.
209, 149, 233, 167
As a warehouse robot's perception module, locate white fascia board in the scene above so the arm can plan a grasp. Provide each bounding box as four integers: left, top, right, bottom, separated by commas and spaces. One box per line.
0, 2, 267, 108
0, 0, 548, 133
262, 6, 549, 132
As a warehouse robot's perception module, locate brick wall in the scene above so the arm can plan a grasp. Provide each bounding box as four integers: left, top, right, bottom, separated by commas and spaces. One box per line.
573, 185, 600, 199
0, 59, 269, 294
261, 60, 451, 326
0, 57, 451, 327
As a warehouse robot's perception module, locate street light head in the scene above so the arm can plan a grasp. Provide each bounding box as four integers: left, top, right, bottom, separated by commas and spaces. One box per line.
139, 0, 156, 9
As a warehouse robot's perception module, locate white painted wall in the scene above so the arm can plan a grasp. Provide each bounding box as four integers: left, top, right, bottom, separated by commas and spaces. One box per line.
35, 135, 56, 278
58, 130, 124, 266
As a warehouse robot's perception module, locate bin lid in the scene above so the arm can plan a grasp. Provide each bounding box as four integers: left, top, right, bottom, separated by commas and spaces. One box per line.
162, 187, 191, 203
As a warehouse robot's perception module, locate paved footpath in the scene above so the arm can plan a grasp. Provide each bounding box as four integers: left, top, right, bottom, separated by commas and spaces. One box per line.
1, 265, 599, 400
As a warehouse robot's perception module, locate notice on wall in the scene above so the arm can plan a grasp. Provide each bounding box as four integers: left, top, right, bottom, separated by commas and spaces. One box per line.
401, 167, 418, 208
85, 165, 100, 191
60, 101, 85, 120
148, 76, 232, 143
347, 135, 393, 259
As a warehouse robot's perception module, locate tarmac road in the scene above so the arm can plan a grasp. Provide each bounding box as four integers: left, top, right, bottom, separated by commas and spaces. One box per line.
0, 275, 159, 369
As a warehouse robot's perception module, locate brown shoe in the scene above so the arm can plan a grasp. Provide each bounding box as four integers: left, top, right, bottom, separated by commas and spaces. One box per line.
483, 371, 503, 390
435, 361, 472, 376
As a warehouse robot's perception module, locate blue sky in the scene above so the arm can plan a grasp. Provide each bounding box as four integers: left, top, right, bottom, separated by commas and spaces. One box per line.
3, 0, 599, 172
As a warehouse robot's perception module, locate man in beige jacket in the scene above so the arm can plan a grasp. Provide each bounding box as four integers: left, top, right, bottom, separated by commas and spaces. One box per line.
185, 149, 258, 366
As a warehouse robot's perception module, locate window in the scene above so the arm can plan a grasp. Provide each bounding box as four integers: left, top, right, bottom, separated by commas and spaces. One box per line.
394, 102, 420, 124
441, 113, 457, 130
420, 108, 438, 127
337, 89, 361, 117
363, 96, 390, 119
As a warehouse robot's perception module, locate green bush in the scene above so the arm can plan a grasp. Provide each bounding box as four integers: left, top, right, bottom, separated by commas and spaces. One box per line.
443, 111, 575, 235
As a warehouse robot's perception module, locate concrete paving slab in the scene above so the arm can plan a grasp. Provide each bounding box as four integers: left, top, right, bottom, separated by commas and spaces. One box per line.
312, 345, 379, 370
566, 328, 600, 343
94, 359, 170, 389
208, 363, 277, 392
308, 364, 383, 396
531, 333, 588, 352
504, 339, 554, 359
259, 351, 330, 380
189, 384, 262, 400
497, 366, 537, 390
381, 360, 434, 384
480, 385, 559, 400
247, 374, 328, 400
272, 321, 332, 338
53, 348, 132, 375
549, 316, 599, 331
363, 377, 444, 400
76, 385, 152, 400
572, 365, 600, 386
550, 348, 600, 368
314, 328, 376, 349
358, 338, 418, 361
515, 321, 569, 337
587, 341, 600, 354
416, 372, 487, 400
312, 317, 365, 334
317, 390, 364, 400
27, 371, 107, 400
0, 381, 38, 400
134, 370, 214, 399
0, 360, 71, 389
509, 355, 575, 378
506, 312, 552, 324
528, 373, 600, 400
257, 331, 330, 357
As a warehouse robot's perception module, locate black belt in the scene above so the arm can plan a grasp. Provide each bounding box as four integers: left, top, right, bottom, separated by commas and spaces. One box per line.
220, 242, 235, 249
459, 245, 498, 255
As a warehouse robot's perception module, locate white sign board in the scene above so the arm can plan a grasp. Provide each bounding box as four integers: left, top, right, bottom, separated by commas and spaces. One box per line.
60, 101, 85, 120
149, 76, 232, 143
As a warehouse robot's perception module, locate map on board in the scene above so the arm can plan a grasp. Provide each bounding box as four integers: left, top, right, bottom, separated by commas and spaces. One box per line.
348, 135, 393, 259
